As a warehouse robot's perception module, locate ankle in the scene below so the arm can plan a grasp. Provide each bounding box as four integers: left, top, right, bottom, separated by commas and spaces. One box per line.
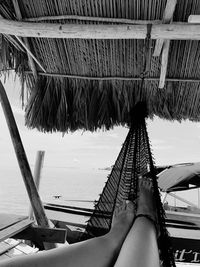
135, 215, 159, 237
103, 231, 124, 254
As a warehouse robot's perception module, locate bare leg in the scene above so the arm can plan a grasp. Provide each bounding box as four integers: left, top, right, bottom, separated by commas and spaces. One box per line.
114, 179, 160, 267
0, 201, 135, 267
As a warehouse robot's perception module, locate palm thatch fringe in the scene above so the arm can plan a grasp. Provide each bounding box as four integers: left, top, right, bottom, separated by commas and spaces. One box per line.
24, 76, 200, 132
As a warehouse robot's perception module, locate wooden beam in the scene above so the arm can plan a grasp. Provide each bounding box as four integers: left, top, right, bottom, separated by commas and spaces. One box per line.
13, 225, 67, 244
159, 40, 170, 88
24, 15, 161, 25
0, 18, 200, 40
153, 0, 177, 57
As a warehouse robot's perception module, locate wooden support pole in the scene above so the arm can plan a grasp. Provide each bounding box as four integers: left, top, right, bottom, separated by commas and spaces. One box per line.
0, 82, 56, 249
0, 82, 49, 229
0, 18, 200, 40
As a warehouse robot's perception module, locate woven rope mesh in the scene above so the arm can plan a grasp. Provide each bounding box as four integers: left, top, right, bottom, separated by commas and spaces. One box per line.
80, 103, 175, 267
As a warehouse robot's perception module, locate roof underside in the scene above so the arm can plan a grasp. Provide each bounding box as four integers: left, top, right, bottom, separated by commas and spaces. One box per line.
1, 0, 200, 132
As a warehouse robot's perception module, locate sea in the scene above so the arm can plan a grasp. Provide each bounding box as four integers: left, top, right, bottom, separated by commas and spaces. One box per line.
0, 166, 109, 215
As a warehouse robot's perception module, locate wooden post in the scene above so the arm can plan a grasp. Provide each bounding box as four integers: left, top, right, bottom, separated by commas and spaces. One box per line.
29, 151, 45, 220
0, 81, 56, 249
159, 40, 170, 89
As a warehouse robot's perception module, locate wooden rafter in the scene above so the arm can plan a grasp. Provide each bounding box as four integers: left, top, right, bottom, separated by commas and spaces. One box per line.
153, 0, 177, 89
15, 36, 46, 73
24, 71, 200, 83
153, 0, 177, 57
0, 18, 200, 40
159, 40, 170, 88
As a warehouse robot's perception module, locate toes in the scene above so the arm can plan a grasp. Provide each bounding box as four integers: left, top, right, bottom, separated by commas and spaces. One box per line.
139, 175, 153, 190
125, 200, 134, 211
115, 200, 126, 214
114, 200, 134, 214
120, 200, 127, 211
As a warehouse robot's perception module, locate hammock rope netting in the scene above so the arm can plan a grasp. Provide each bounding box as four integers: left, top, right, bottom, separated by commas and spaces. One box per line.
80, 103, 175, 267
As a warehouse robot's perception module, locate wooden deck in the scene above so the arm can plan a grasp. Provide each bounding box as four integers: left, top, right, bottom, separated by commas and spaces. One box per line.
0, 213, 38, 261
0, 238, 38, 261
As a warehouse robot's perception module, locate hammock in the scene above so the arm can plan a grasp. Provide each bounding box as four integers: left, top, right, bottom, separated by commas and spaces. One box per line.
80, 102, 175, 267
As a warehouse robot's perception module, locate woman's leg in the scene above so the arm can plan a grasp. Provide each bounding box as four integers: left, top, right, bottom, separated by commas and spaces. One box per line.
0, 201, 135, 267
114, 179, 160, 267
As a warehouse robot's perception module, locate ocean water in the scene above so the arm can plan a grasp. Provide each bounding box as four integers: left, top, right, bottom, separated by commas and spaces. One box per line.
1, 159, 200, 218
1, 164, 199, 216
0, 166, 109, 215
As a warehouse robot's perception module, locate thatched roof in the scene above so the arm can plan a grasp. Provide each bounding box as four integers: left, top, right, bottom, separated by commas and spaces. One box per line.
1, 0, 200, 132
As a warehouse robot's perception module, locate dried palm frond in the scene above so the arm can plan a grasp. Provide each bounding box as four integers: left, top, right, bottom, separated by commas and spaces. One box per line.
1, 0, 200, 132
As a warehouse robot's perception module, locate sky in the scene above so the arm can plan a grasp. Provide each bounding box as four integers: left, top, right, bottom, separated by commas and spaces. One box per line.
1, 73, 200, 174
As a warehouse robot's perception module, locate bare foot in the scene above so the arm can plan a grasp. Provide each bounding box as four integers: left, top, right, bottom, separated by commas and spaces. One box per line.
109, 200, 135, 245
136, 178, 157, 221
112, 200, 135, 230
